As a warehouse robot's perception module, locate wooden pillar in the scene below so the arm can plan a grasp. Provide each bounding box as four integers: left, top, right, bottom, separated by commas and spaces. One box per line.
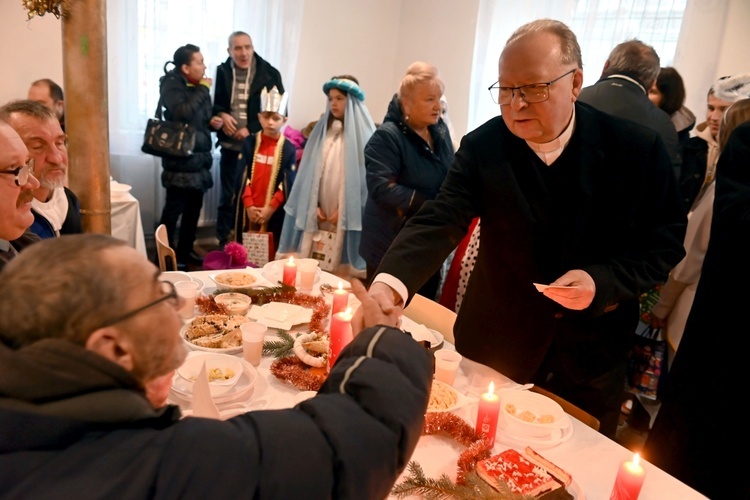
61, 0, 110, 234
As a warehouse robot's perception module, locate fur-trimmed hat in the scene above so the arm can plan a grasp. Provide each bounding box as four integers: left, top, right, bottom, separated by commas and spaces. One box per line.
713, 73, 750, 102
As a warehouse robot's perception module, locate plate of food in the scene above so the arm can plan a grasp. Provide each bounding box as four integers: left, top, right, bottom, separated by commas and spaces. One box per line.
426, 379, 471, 413
210, 270, 273, 291
171, 353, 257, 403
262, 259, 321, 286
181, 314, 250, 354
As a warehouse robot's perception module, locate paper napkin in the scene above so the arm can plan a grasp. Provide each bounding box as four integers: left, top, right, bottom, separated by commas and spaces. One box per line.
191, 361, 221, 419
248, 302, 312, 330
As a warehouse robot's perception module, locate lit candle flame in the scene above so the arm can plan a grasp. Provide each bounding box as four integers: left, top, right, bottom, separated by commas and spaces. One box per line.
288, 256, 295, 264
633, 453, 640, 467
337, 281, 344, 291
488, 381, 495, 396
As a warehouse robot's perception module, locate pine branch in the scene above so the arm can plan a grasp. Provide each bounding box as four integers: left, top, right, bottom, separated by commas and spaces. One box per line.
263, 330, 295, 358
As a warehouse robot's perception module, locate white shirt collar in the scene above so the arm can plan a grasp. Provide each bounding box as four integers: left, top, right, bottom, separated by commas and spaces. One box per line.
605, 74, 647, 94
525, 107, 576, 165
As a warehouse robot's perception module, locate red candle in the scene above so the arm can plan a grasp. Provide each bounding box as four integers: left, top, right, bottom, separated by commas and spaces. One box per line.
282, 256, 297, 287
331, 281, 349, 315
328, 307, 353, 372
610, 453, 646, 500
475, 381, 501, 447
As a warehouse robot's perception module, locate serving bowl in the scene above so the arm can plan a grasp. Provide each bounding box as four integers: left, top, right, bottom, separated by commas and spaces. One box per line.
214, 292, 252, 316
160, 271, 205, 294
499, 390, 567, 437
210, 270, 261, 290
176, 352, 243, 396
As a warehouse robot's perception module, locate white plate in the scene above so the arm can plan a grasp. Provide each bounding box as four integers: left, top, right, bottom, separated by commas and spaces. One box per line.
399, 316, 445, 350
171, 355, 257, 403
210, 269, 274, 290
427, 380, 473, 413
181, 320, 243, 355
262, 259, 321, 286
496, 414, 574, 449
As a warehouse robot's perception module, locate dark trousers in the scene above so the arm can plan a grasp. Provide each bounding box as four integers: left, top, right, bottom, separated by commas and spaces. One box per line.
216, 147, 241, 244
160, 186, 204, 261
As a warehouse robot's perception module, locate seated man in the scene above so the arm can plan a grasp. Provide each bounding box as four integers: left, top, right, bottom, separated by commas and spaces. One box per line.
0, 120, 40, 270
0, 100, 81, 238
0, 233, 431, 498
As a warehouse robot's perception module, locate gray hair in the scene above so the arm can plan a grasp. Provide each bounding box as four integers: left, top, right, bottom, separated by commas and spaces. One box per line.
0, 234, 130, 349
602, 39, 660, 89
506, 19, 583, 69
228, 31, 251, 47
0, 99, 57, 122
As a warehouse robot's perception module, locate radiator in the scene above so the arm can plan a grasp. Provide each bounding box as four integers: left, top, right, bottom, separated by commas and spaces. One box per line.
198, 155, 222, 227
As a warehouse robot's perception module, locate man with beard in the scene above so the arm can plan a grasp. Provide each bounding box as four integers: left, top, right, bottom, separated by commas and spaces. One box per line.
0, 100, 81, 238
0, 120, 40, 270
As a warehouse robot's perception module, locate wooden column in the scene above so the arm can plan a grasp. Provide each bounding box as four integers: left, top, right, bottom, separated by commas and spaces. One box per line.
61, 0, 111, 234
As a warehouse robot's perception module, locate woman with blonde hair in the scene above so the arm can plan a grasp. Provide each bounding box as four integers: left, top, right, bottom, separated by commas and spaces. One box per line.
360, 62, 455, 299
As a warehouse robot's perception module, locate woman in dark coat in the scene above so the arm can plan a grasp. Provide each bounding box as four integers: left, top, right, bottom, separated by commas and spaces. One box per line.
158, 44, 222, 268
360, 62, 454, 300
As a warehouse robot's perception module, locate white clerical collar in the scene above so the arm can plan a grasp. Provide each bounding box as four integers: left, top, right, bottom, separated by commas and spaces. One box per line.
605, 74, 647, 94
525, 107, 576, 165
0, 239, 10, 252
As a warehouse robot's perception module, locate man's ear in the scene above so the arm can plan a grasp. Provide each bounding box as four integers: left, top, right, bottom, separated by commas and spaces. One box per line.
85, 327, 135, 372
55, 100, 64, 118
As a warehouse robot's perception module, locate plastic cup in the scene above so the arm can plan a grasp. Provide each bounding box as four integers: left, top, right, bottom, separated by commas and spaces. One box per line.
297, 258, 319, 292
434, 349, 463, 386
174, 281, 200, 319
240, 322, 268, 366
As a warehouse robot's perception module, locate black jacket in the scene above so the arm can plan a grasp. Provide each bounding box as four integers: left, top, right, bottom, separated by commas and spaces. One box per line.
159, 70, 214, 191
678, 136, 708, 213
212, 54, 284, 147
0, 327, 431, 499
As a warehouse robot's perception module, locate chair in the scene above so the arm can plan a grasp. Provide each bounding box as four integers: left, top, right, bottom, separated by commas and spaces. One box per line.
155, 224, 177, 272
529, 385, 601, 431
403, 293, 456, 344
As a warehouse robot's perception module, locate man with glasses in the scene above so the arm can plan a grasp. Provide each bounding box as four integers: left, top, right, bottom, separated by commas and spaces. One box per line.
0, 233, 432, 498
358, 19, 686, 439
578, 39, 682, 179
0, 100, 82, 239
0, 120, 40, 270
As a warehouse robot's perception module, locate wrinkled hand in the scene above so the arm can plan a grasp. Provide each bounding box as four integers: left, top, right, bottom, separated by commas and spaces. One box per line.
220, 112, 237, 136
541, 269, 595, 310
351, 279, 402, 335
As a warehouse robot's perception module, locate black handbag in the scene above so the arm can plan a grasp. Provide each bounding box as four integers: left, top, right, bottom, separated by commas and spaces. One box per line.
141, 96, 196, 158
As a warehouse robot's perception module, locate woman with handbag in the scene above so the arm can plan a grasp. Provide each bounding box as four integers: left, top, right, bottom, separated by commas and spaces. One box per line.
277, 75, 376, 281
157, 43, 222, 270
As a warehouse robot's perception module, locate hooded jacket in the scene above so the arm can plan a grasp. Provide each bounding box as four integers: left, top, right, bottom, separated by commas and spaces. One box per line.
0, 326, 431, 499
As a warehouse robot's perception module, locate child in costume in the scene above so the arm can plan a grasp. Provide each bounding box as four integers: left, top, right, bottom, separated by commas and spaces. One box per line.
232, 86, 297, 257
277, 75, 376, 280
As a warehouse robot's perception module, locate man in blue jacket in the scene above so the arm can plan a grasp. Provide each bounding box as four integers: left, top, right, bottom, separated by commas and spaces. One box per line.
0, 233, 431, 498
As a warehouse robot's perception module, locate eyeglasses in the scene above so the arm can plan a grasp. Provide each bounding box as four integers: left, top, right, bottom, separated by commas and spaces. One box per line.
95, 280, 180, 330
489, 69, 576, 105
0, 158, 35, 186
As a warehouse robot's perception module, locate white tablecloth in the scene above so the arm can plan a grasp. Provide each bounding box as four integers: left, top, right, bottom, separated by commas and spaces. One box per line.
176, 268, 706, 500
111, 193, 146, 256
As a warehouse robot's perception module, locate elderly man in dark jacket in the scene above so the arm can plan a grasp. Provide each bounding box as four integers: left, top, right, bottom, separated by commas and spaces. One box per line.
361, 20, 686, 439
213, 31, 284, 247
0, 234, 432, 499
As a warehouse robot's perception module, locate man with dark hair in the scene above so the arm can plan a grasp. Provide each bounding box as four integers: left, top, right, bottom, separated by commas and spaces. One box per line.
578, 39, 681, 178
0, 233, 431, 497
0, 100, 81, 239
0, 121, 40, 270
27, 78, 65, 131
213, 31, 284, 247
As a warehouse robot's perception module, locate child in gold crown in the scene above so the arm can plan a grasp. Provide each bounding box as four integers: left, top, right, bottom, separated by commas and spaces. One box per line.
232, 86, 297, 257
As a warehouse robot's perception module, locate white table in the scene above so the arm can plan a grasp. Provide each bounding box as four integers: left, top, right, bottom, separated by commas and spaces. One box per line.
111, 192, 146, 256
176, 268, 706, 500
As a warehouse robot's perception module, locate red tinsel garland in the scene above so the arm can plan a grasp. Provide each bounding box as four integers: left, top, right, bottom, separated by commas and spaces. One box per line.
269, 356, 327, 391
422, 412, 493, 484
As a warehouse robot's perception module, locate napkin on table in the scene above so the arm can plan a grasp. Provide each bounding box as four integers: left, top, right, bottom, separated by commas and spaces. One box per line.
248, 302, 312, 330
191, 361, 221, 419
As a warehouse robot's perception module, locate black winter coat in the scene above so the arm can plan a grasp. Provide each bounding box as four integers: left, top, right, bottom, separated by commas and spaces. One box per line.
212, 54, 284, 147
360, 94, 455, 269
159, 70, 214, 191
678, 136, 708, 213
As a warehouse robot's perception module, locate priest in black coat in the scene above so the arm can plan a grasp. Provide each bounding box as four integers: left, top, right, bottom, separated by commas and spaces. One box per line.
360, 19, 686, 439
